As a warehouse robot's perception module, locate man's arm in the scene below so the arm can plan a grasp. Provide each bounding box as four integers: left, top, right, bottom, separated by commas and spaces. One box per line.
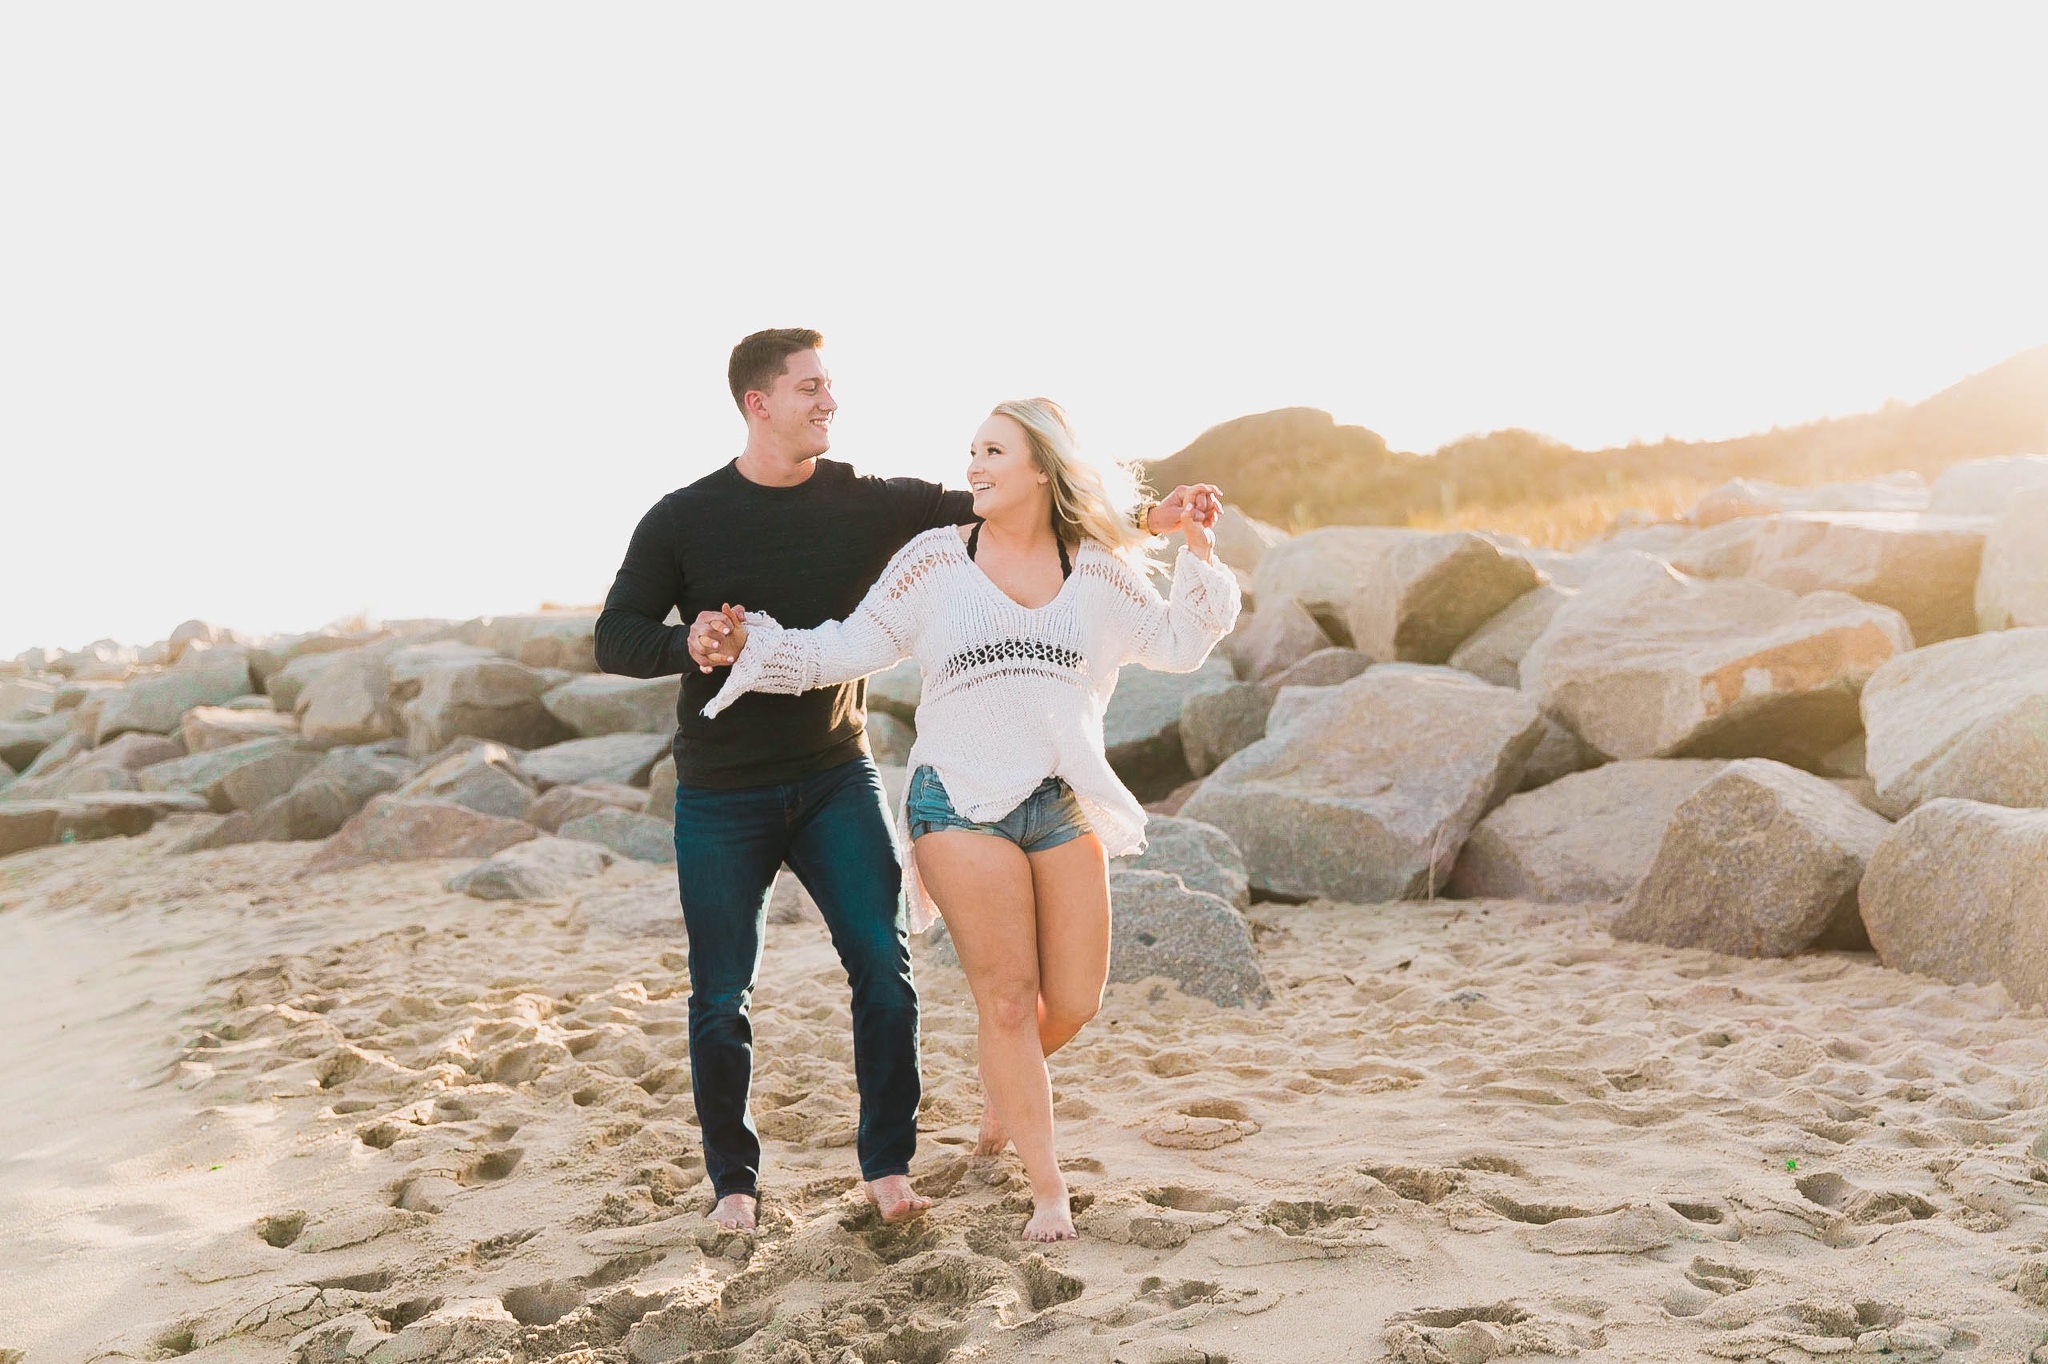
887, 476, 977, 535
594, 499, 691, 678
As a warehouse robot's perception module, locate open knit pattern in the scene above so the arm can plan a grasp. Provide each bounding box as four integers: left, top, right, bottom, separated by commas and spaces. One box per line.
703, 525, 1242, 930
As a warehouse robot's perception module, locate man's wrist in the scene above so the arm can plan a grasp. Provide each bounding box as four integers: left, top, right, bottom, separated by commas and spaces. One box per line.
1135, 499, 1162, 534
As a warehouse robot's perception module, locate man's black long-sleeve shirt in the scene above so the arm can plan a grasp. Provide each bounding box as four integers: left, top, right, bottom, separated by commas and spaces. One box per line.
595, 458, 976, 788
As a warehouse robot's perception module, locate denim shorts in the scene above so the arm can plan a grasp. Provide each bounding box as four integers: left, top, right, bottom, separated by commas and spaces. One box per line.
905, 765, 1091, 853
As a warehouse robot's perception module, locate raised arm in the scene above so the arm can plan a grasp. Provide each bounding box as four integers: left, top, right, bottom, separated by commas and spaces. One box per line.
1119, 546, 1243, 673
595, 499, 691, 677
701, 532, 949, 718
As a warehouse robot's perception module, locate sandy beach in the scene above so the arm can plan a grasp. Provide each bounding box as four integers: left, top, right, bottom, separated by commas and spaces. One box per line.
3, 815, 2044, 1363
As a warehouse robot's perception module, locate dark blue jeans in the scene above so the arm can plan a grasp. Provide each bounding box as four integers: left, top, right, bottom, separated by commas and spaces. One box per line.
672, 756, 919, 1199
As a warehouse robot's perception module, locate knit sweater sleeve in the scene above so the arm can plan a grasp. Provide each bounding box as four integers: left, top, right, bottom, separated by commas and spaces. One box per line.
701, 531, 949, 718
1118, 546, 1243, 673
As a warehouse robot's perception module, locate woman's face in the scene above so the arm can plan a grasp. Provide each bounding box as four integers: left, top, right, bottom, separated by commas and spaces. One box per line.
967, 414, 1051, 522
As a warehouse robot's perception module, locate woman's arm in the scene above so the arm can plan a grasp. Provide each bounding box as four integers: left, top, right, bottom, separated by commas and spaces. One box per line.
1119, 489, 1240, 672
699, 533, 948, 718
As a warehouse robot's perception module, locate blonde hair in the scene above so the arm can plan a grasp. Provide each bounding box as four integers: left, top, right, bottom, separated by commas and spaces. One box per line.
991, 398, 1155, 566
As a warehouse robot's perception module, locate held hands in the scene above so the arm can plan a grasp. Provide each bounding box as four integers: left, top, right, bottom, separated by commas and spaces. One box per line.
1156, 482, 1223, 560
686, 605, 751, 673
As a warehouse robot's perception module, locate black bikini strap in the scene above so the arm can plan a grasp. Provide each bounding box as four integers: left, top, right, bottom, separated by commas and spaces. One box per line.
965, 521, 1072, 580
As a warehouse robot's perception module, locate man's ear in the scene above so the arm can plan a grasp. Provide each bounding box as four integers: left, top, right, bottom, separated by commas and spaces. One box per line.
743, 389, 770, 422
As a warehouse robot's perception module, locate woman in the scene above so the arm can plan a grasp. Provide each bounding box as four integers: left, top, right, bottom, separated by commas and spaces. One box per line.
702, 398, 1238, 1240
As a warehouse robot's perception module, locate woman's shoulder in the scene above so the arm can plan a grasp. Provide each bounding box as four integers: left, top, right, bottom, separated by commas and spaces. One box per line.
877, 526, 969, 592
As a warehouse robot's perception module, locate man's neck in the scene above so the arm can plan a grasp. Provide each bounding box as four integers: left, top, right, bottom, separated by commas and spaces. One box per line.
734, 441, 822, 488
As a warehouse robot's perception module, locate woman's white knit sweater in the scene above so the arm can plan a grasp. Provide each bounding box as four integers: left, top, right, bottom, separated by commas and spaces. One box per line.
702, 526, 1242, 930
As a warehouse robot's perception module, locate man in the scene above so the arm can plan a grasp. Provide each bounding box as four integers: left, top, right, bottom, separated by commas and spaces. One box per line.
595, 329, 1203, 1232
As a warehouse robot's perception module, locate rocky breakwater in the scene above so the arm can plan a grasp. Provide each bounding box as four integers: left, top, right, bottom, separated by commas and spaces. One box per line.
1182, 665, 1546, 902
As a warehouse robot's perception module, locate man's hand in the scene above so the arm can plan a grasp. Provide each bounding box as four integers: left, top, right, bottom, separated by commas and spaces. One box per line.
687, 608, 740, 673
1148, 484, 1223, 536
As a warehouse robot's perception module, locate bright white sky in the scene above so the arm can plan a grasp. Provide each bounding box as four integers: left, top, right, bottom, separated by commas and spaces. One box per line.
3, 5, 2045, 657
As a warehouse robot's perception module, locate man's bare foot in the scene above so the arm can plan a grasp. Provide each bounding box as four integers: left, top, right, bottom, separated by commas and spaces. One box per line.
973, 1101, 1010, 1157
709, 1192, 757, 1231
1023, 1188, 1075, 1242
863, 1174, 932, 1224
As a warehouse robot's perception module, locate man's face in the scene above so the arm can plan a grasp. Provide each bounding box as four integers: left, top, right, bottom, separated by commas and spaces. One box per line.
752, 347, 835, 457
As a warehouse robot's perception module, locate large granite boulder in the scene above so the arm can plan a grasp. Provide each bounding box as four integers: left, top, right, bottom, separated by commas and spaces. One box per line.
928, 868, 1269, 1007
1212, 506, 1288, 572
1451, 759, 1727, 903
1448, 585, 1570, 688
866, 659, 921, 723
140, 736, 314, 813
1114, 813, 1250, 908
1860, 627, 2048, 818
1516, 718, 1604, 791
1859, 799, 2048, 1007
1180, 683, 1276, 780
1179, 647, 1372, 777
643, 753, 677, 824
300, 796, 536, 877
267, 651, 346, 713
1345, 531, 1542, 665
528, 781, 647, 833
1610, 759, 1889, 957
1976, 486, 2048, 631
0, 713, 74, 771
245, 629, 379, 692
401, 658, 571, 758
1182, 665, 1545, 902
541, 673, 682, 737
1927, 454, 2048, 516
1249, 526, 1416, 644
93, 651, 253, 743
556, 808, 676, 864
1226, 599, 1330, 681
178, 745, 420, 850
297, 646, 399, 748
384, 641, 500, 705
1519, 553, 1912, 767
447, 835, 612, 901
1686, 473, 1928, 527
1745, 512, 1990, 645
865, 712, 914, 765
1104, 654, 1236, 800
0, 679, 56, 723
218, 744, 325, 812
0, 792, 206, 857
180, 704, 297, 752
1667, 517, 1771, 579
392, 744, 537, 820
518, 732, 671, 790
5, 732, 183, 802
466, 612, 599, 672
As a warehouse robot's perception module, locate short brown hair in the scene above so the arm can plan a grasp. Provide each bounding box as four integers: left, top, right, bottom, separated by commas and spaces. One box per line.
728, 328, 823, 412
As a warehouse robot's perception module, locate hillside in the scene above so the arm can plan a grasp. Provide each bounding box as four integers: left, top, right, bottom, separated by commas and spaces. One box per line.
1146, 343, 2048, 543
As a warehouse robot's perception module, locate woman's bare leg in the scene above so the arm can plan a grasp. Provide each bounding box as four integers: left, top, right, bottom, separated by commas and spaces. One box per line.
1028, 834, 1112, 1054
916, 829, 1073, 1241
973, 832, 1113, 1152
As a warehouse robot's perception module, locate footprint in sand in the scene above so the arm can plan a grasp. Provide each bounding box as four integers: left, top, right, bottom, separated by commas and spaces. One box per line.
1142, 1098, 1259, 1150
1383, 1302, 1605, 1362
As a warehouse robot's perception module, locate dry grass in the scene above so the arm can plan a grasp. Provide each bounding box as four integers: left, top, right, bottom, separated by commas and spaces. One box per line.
1403, 475, 1718, 549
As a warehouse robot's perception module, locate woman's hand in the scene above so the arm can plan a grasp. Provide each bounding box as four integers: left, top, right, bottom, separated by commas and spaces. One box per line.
688, 605, 750, 672
1174, 483, 1222, 560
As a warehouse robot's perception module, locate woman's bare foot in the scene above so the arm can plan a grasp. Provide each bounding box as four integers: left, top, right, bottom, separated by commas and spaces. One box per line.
709, 1192, 757, 1231
974, 1100, 1010, 1157
1022, 1187, 1075, 1242
863, 1174, 932, 1224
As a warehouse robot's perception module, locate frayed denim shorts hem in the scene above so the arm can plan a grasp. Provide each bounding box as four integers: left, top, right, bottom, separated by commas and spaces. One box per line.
905, 765, 1090, 854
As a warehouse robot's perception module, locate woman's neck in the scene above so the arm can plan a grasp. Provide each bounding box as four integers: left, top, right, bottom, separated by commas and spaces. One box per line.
976, 505, 1060, 554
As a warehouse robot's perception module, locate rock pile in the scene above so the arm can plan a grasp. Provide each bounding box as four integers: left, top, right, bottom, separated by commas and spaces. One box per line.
7, 459, 2046, 1005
